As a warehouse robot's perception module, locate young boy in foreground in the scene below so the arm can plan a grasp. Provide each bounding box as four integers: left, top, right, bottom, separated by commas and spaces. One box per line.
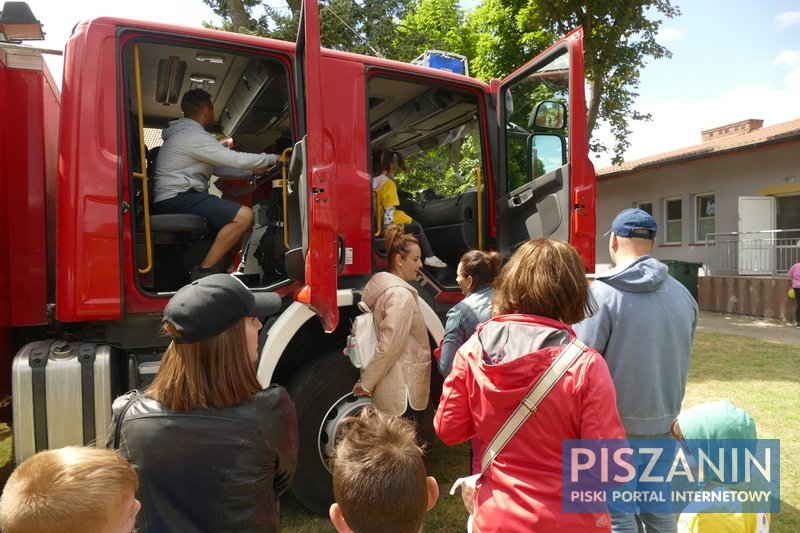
329, 407, 439, 533
0, 446, 140, 533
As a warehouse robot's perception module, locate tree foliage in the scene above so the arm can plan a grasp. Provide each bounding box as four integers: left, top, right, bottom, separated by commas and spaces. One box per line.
201, 0, 262, 33
467, 0, 551, 80
202, 0, 412, 58
395, 0, 475, 62
201, 0, 678, 164
467, 0, 679, 163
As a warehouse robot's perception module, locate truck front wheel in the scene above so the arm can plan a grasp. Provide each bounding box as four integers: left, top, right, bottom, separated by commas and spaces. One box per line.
287, 350, 372, 516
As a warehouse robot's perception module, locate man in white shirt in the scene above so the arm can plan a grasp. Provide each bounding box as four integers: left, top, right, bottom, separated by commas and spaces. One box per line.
153, 89, 277, 280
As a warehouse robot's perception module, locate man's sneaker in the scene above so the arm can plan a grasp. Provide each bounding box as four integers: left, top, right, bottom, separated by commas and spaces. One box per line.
424, 256, 447, 268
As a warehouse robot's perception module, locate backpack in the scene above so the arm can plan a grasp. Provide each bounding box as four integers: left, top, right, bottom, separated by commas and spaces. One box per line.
253, 191, 288, 284
254, 224, 288, 284
343, 301, 378, 369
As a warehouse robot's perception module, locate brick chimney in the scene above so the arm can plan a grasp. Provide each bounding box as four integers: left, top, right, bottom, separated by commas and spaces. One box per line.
701, 119, 764, 142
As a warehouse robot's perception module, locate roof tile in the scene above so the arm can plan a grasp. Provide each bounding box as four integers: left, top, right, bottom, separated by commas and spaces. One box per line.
597, 117, 800, 177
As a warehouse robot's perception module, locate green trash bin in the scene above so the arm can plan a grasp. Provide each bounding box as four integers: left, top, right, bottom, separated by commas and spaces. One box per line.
662, 260, 701, 301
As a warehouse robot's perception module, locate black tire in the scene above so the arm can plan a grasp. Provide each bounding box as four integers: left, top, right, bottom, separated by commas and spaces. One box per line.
287, 350, 372, 516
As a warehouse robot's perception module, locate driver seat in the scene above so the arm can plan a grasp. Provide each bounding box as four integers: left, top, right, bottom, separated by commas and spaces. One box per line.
137, 147, 209, 290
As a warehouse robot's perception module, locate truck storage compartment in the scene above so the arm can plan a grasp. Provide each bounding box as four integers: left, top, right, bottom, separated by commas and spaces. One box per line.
12, 341, 120, 463
219, 60, 274, 136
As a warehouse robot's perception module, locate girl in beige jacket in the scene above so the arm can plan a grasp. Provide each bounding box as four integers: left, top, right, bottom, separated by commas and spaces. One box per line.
352, 225, 432, 421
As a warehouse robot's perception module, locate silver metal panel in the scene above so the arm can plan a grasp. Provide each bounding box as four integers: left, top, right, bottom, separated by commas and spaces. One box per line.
93, 346, 114, 448
45, 355, 84, 449
10, 342, 45, 464
12, 341, 114, 463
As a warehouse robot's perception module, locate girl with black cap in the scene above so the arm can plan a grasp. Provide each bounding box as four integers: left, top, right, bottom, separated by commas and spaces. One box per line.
107, 274, 297, 532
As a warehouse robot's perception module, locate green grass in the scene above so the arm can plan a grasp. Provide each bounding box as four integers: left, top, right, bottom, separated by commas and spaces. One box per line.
282, 330, 800, 530
683, 332, 799, 532
0, 423, 11, 483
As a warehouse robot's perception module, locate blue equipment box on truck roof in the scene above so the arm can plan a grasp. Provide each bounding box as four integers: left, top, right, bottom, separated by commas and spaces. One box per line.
412, 50, 469, 76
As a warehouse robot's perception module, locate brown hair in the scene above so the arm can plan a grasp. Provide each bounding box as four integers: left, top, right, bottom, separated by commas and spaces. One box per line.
493, 238, 591, 323
181, 88, 212, 117
373, 150, 409, 175
459, 250, 503, 291
384, 224, 420, 272
330, 407, 427, 533
0, 447, 138, 533
147, 318, 261, 411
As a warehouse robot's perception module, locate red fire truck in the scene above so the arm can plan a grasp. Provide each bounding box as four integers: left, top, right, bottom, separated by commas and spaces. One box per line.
0, 0, 594, 513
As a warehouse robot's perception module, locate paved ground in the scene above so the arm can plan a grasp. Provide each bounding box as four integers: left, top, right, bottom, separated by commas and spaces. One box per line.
697, 311, 800, 346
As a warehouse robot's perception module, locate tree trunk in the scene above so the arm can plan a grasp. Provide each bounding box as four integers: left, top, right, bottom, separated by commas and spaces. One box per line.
586, 74, 602, 139
226, 0, 252, 33
286, 0, 302, 15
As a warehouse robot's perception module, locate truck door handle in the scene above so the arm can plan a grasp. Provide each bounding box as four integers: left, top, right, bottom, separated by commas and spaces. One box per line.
337, 234, 346, 274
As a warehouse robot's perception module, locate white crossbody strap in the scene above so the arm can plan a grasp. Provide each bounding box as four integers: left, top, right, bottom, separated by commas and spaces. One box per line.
480, 338, 588, 474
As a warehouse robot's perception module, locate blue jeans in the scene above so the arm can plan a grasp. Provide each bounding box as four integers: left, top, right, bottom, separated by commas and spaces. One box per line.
403, 221, 434, 259
612, 512, 675, 533
611, 433, 677, 533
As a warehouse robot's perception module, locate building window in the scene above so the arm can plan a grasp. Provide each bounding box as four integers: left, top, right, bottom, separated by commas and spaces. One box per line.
635, 201, 653, 215
695, 194, 715, 242
664, 197, 682, 244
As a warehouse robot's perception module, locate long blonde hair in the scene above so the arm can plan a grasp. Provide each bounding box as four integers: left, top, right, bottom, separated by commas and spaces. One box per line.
148, 318, 261, 411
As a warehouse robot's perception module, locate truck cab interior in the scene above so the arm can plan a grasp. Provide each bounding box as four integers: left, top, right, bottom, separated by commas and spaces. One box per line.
121, 33, 569, 297
122, 37, 492, 295
366, 75, 487, 290
122, 40, 296, 293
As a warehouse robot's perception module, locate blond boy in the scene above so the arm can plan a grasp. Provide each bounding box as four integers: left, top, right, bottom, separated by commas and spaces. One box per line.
0, 446, 140, 533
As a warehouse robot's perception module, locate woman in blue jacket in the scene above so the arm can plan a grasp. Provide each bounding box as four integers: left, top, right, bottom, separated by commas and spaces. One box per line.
436, 250, 502, 377
435, 250, 502, 474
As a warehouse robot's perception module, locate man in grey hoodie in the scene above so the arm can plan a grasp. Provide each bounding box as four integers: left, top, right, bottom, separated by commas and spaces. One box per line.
574, 208, 698, 533
153, 89, 278, 279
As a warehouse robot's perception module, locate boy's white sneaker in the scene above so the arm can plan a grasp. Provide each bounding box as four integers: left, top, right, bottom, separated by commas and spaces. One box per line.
424, 256, 447, 268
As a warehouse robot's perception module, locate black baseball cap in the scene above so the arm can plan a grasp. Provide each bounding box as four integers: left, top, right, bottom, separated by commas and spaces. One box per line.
163, 274, 281, 343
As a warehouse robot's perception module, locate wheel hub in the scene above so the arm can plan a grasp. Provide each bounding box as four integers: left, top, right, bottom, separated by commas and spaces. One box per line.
317, 393, 372, 473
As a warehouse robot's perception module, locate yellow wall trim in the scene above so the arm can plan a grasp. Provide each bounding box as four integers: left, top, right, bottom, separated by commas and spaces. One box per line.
758, 183, 800, 196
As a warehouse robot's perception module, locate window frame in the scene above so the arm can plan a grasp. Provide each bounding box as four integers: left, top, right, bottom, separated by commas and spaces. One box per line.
694, 193, 716, 243
635, 200, 653, 215
663, 197, 683, 245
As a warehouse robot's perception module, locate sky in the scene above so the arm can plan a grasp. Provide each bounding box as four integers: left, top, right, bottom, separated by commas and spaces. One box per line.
17, 0, 800, 168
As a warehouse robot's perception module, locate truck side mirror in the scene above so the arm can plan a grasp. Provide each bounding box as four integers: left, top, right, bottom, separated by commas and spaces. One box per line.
528, 100, 566, 131
526, 133, 566, 180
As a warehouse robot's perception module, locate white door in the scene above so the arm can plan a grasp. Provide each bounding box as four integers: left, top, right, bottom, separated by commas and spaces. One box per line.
738, 196, 775, 275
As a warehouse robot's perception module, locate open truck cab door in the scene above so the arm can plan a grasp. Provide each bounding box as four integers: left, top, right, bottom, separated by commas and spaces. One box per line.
491, 28, 595, 270
291, 0, 340, 332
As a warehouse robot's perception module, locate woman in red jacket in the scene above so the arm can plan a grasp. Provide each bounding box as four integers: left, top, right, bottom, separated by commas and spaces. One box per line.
434, 239, 625, 532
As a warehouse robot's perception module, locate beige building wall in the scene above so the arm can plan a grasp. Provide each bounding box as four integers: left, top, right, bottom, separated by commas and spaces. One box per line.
594, 142, 800, 271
